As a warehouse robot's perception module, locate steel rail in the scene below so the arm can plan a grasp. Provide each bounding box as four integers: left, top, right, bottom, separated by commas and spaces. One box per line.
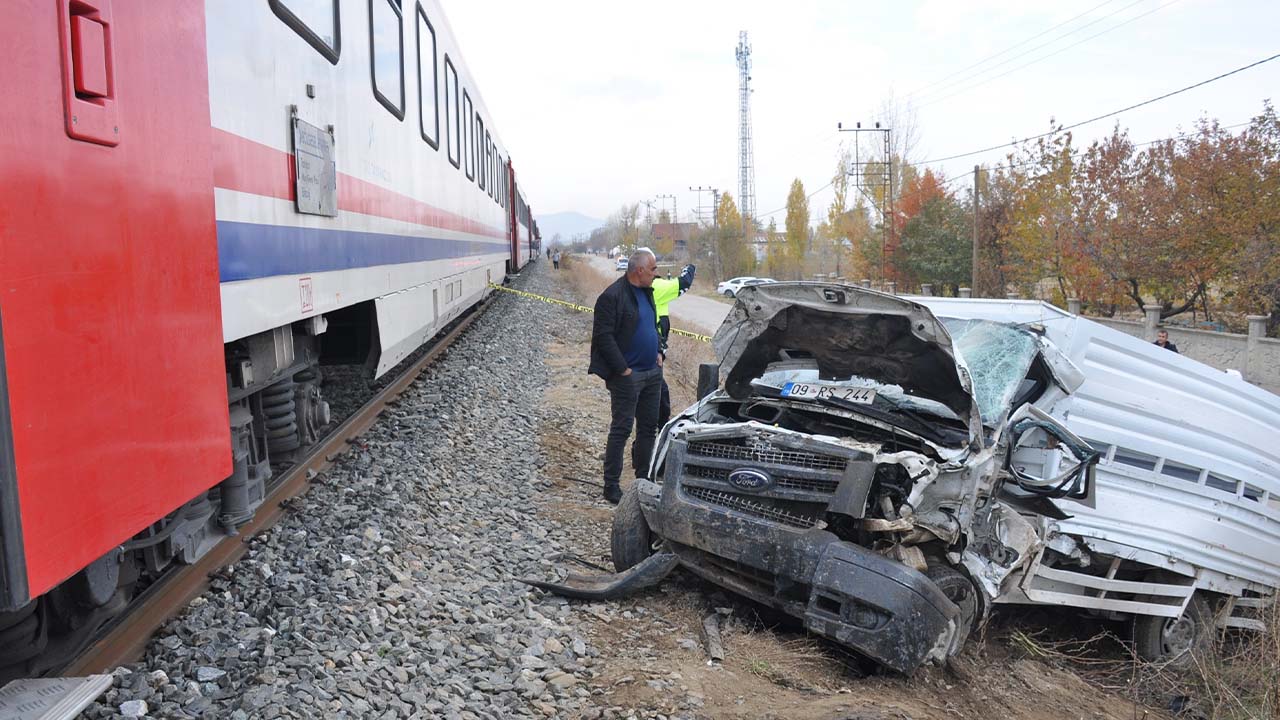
63, 298, 489, 675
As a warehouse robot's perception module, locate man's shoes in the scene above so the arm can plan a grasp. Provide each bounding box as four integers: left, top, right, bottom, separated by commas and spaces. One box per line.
603, 482, 622, 505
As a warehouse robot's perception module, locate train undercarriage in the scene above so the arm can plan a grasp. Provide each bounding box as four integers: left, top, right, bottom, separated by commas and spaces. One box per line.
0, 315, 348, 683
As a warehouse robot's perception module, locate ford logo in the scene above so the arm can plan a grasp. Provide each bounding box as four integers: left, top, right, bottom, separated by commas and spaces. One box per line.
728, 468, 773, 491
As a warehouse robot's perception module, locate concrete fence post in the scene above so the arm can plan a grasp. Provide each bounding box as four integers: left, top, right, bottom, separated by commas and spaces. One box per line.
959, 287, 972, 298
1068, 298, 1082, 315
1246, 315, 1269, 386
921, 283, 933, 296
1143, 305, 1163, 341
887, 281, 897, 295
1006, 292, 1020, 300
861, 279, 871, 288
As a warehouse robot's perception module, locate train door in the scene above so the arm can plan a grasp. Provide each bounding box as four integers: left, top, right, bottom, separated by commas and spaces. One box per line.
507, 161, 519, 273
0, 1, 230, 607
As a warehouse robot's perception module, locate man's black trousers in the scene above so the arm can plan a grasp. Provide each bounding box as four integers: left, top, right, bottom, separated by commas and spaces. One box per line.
604, 367, 663, 488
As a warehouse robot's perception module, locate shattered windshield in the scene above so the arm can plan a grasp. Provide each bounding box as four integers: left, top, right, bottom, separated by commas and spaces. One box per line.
940, 319, 1038, 424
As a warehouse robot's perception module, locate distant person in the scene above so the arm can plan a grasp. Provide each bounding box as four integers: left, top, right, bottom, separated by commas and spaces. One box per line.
553, 250, 561, 270
1154, 329, 1179, 353
651, 264, 697, 427
588, 249, 663, 505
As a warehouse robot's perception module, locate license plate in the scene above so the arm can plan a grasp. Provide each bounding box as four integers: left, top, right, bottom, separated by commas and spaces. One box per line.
781, 382, 876, 404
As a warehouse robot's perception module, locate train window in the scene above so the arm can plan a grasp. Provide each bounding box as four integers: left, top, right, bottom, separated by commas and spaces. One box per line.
485, 135, 494, 199
476, 116, 487, 191
369, 0, 404, 120
415, 4, 438, 148
444, 56, 460, 169
486, 135, 494, 202
462, 91, 474, 181
269, 0, 341, 64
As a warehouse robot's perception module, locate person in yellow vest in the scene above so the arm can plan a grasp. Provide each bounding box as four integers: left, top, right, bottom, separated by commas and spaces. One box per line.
651, 264, 696, 426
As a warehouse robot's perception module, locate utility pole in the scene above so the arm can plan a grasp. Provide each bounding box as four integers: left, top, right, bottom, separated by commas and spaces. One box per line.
971, 165, 981, 297
690, 186, 720, 226
837, 121, 892, 282
655, 193, 677, 224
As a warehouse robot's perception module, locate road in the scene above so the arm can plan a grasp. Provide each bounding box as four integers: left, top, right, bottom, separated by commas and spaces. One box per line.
584, 255, 732, 335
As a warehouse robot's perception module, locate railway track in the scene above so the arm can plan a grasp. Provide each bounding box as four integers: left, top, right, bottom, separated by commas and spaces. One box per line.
60, 299, 489, 678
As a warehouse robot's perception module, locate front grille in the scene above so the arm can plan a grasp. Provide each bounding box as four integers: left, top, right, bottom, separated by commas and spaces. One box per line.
688, 440, 847, 471
684, 486, 821, 529
684, 464, 840, 495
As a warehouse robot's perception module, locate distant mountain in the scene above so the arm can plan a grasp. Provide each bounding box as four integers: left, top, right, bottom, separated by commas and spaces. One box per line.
537, 211, 604, 245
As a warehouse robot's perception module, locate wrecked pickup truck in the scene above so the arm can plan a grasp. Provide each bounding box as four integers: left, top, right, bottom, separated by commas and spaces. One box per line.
541, 282, 1279, 674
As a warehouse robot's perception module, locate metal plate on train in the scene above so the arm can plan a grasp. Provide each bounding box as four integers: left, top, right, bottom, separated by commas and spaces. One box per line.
292, 118, 337, 217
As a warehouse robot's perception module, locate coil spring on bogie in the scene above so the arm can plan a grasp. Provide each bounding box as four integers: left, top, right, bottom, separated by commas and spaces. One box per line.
294, 367, 320, 386
261, 378, 299, 454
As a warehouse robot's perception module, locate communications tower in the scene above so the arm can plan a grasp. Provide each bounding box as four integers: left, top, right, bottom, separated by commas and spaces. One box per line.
735, 31, 756, 232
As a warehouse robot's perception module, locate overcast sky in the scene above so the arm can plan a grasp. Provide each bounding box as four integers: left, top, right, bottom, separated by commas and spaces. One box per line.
443, 0, 1280, 229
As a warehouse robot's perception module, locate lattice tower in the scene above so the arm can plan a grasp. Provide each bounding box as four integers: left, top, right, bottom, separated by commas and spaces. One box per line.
735, 31, 756, 232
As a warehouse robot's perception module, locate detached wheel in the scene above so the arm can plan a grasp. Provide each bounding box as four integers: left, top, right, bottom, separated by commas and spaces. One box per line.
926, 564, 979, 653
611, 484, 655, 572
1134, 593, 1217, 668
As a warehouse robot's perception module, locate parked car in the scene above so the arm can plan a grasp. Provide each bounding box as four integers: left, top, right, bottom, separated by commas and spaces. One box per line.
593, 282, 1278, 674
716, 276, 775, 297
615, 257, 629, 271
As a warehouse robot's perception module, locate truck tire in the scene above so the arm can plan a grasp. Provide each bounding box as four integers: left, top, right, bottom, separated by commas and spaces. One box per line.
1134, 592, 1217, 668
610, 484, 654, 572
926, 564, 979, 654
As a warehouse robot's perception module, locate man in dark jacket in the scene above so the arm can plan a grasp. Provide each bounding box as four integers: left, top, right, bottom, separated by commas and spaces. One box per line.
1154, 329, 1179, 353
588, 249, 663, 504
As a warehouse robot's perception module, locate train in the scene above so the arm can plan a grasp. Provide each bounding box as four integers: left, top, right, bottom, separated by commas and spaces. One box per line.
0, 0, 538, 679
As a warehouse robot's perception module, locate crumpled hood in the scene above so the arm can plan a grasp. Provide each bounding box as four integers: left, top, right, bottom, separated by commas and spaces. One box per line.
713, 282, 982, 443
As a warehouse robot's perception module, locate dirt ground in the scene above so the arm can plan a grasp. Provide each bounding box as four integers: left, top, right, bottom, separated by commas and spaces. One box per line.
533, 260, 1170, 720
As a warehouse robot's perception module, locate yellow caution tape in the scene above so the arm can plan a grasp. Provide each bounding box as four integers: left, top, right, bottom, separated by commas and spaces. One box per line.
487, 283, 713, 343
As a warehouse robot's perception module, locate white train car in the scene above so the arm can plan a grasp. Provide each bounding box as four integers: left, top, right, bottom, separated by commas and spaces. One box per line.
212, 0, 531, 376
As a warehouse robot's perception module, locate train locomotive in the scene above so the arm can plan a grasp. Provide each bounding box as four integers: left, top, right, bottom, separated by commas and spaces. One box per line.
0, 0, 538, 679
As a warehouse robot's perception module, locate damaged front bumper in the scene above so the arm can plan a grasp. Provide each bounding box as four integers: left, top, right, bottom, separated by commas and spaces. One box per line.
636, 476, 961, 674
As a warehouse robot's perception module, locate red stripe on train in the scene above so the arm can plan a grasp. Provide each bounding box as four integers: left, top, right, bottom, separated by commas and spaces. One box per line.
211, 128, 507, 240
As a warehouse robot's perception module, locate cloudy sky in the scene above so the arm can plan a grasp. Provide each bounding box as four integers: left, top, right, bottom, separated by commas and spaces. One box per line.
443, 0, 1280, 229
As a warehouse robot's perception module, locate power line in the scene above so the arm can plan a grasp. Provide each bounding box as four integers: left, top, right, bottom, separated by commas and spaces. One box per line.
920, 52, 1280, 165
934, 119, 1254, 189
907, 0, 1121, 99
757, 178, 835, 219
913, 0, 1180, 110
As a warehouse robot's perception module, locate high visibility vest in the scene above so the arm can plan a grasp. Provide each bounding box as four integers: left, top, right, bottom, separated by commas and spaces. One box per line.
652, 277, 680, 318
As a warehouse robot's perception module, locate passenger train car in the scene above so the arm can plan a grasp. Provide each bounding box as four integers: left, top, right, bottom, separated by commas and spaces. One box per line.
0, 0, 538, 678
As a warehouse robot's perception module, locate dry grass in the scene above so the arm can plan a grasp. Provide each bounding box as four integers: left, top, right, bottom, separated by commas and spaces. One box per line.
1008, 602, 1280, 719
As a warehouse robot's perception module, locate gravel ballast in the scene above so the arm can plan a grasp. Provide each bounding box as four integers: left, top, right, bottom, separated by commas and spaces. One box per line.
85, 261, 609, 719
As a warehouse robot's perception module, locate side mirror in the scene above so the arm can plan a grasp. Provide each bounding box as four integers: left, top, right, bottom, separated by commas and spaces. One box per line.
697, 363, 720, 401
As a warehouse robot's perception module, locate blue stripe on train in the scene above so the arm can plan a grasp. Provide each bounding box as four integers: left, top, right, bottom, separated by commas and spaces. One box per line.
217, 221, 509, 282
